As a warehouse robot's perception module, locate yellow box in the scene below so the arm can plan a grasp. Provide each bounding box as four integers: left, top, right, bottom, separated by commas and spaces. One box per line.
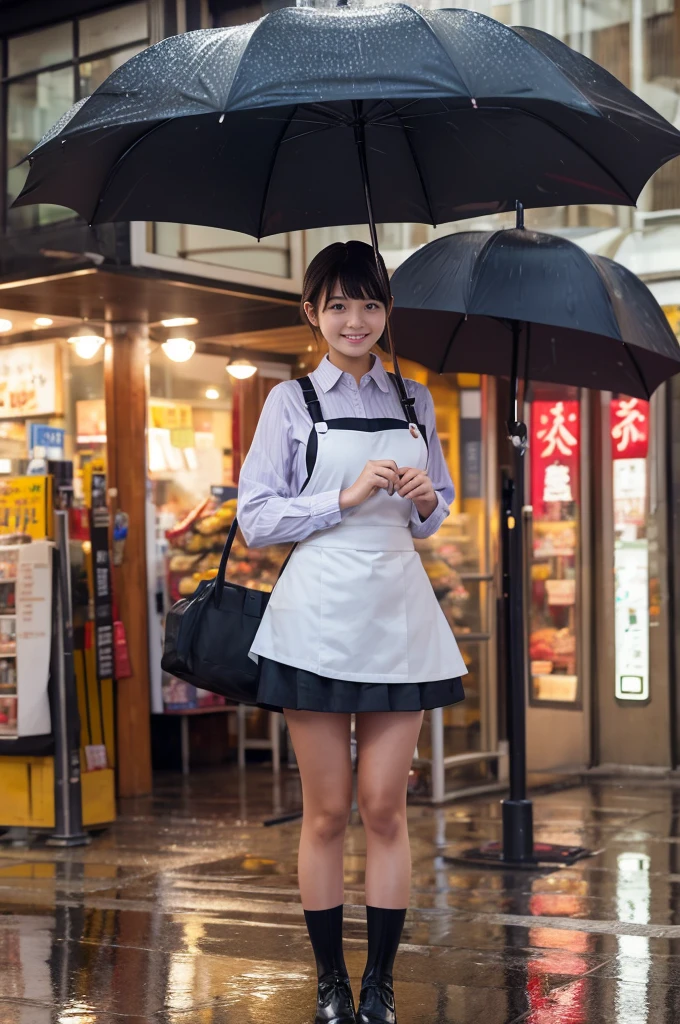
0, 756, 115, 829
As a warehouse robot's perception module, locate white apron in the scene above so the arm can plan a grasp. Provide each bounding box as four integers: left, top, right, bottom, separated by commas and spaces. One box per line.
249, 376, 468, 684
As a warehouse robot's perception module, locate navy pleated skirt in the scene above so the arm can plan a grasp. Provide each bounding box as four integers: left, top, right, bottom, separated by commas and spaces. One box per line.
255, 657, 465, 714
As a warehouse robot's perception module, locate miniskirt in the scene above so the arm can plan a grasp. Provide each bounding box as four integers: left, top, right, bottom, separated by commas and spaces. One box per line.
255, 657, 466, 714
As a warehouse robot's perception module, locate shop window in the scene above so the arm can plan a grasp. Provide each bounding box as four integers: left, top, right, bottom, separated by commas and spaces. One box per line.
148, 348, 293, 711
79, 3, 149, 56
152, 223, 292, 279
527, 387, 581, 707
6, 69, 75, 230
7, 23, 73, 78
0, 336, 105, 497
3, 3, 150, 232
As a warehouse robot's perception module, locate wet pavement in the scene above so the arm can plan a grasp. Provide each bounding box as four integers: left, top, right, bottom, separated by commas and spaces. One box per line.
2, 770, 680, 1022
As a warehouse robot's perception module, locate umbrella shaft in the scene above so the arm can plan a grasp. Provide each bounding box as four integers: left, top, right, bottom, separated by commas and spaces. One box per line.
353, 104, 411, 412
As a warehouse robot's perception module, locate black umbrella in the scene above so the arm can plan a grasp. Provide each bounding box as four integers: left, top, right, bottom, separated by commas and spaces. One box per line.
391, 216, 680, 866
14, 5, 680, 235
391, 223, 680, 401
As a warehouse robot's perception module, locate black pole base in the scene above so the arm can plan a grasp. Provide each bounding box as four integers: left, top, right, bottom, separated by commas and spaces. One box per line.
503, 798, 534, 862
445, 840, 594, 871
46, 832, 92, 848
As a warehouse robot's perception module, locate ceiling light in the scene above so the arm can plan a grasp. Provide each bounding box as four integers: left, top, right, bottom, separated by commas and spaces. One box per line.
162, 337, 196, 363
205, 387, 220, 400
68, 334, 105, 360
226, 358, 257, 380
160, 317, 198, 328
34, 317, 53, 328
0, 319, 12, 333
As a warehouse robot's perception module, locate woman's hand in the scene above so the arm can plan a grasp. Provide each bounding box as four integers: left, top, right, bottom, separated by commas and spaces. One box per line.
396, 467, 438, 520
339, 460, 400, 510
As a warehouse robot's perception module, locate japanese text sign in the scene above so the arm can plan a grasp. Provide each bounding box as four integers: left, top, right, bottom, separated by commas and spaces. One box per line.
610, 398, 649, 460
530, 400, 580, 518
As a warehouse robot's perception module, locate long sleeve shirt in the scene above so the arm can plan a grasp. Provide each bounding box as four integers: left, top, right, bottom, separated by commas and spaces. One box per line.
237, 353, 454, 548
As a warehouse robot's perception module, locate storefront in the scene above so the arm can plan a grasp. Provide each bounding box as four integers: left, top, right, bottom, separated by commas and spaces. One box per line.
523, 305, 680, 774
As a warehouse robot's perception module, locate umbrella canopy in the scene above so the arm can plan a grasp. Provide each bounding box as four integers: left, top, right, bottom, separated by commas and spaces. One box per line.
13, 5, 680, 235
390, 228, 680, 400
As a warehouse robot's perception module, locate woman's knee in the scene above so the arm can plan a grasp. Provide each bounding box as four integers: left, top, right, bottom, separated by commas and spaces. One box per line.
305, 798, 351, 844
357, 791, 406, 841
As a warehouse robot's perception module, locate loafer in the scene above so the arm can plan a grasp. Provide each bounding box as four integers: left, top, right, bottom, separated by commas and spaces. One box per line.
314, 969, 357, 1024
356, 979, 396, 1023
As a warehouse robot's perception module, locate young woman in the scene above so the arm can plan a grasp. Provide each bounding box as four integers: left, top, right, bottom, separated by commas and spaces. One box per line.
237, 241, 466, 1024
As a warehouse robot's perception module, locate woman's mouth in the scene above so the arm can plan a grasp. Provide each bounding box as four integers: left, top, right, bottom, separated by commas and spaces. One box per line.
342, 333, 369, 343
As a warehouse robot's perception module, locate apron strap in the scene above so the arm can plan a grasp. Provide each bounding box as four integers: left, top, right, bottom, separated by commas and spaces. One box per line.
387, 371, 418, 425
297, 376, 325, 424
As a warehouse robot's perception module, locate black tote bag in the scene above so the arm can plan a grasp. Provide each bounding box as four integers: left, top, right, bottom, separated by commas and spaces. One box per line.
161, 517, 291, 704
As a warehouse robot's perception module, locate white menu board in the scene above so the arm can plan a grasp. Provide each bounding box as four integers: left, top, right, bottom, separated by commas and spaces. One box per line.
16, 542, 52, 735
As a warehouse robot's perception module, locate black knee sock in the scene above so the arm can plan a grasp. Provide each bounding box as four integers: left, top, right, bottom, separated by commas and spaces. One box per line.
361, 906, 407, 986
304, 904, 349, 979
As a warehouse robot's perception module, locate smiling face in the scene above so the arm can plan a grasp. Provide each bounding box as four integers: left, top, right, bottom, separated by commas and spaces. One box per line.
304, 282, 387, 361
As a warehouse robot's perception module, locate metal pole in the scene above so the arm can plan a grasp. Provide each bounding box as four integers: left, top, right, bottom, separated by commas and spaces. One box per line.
501, 323, 533, 862
47, 509, 90, 847
430, 706, 446, 804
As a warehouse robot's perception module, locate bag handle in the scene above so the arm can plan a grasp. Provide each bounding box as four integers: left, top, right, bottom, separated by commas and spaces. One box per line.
214, 516, 295, 607
214, 515, 240, 606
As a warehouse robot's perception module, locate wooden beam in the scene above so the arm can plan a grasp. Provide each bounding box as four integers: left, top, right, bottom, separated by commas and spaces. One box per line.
104, 321, 152, 798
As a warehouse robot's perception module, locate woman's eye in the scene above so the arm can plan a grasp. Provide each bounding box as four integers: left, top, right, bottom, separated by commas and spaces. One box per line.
366, 303, 380, 310
329, 303, 344, 311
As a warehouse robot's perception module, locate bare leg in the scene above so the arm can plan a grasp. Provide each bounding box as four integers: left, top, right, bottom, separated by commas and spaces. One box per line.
355, 710, 424, 908
284, 709, 353, 910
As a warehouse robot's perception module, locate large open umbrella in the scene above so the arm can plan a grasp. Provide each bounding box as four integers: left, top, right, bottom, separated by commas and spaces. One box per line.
12, 4, 680, 404
13, 6, 680, 233
391, 217, 680, 864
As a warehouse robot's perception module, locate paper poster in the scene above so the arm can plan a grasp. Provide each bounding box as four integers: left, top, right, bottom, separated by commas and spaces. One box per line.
0, 476, 53, 539
0, 343, 60, 419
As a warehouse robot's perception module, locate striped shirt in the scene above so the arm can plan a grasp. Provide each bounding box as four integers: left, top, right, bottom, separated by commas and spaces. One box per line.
237, 353, 454, 548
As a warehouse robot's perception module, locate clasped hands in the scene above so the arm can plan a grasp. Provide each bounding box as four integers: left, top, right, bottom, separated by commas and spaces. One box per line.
339, 459, 438, 520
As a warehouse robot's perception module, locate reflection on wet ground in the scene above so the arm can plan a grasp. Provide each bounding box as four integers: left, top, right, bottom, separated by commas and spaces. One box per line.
2, 771, 680, 1021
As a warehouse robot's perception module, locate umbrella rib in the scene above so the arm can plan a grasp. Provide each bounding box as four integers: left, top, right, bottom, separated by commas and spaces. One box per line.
257, 105, 299, 241
280, 124, 336, 145
386, 101, 437, 228
438, 316, 467, 374
623, 344, 652, 401
88, 118, 173, 224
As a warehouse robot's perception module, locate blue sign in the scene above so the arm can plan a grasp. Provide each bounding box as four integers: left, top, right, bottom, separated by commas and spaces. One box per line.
29, 424, 65, 459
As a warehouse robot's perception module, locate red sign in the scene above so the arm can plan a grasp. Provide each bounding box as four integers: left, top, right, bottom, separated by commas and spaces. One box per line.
610, 397, 649, 460
530, 400, 580, 517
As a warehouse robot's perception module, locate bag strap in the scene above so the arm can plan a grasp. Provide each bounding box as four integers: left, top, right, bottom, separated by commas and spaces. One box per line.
214, 516, 294, 606
387, 371, 418, 425
297, 375, 325, 424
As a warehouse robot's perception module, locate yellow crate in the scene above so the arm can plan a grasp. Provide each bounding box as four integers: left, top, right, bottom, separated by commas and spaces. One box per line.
0, 757, 115, 829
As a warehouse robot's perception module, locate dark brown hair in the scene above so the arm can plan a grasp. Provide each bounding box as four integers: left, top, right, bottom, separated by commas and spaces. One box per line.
300, 241, 391, 350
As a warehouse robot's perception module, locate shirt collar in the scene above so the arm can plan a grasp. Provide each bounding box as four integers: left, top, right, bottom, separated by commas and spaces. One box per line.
311, 353, 390, 394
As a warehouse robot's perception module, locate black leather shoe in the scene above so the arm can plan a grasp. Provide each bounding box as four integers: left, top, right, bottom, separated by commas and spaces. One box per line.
314, 970, 356, 1024
356, 979, 396, 1023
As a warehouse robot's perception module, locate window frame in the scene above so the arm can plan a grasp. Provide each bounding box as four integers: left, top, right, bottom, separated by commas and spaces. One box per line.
1, 1, 150, 233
